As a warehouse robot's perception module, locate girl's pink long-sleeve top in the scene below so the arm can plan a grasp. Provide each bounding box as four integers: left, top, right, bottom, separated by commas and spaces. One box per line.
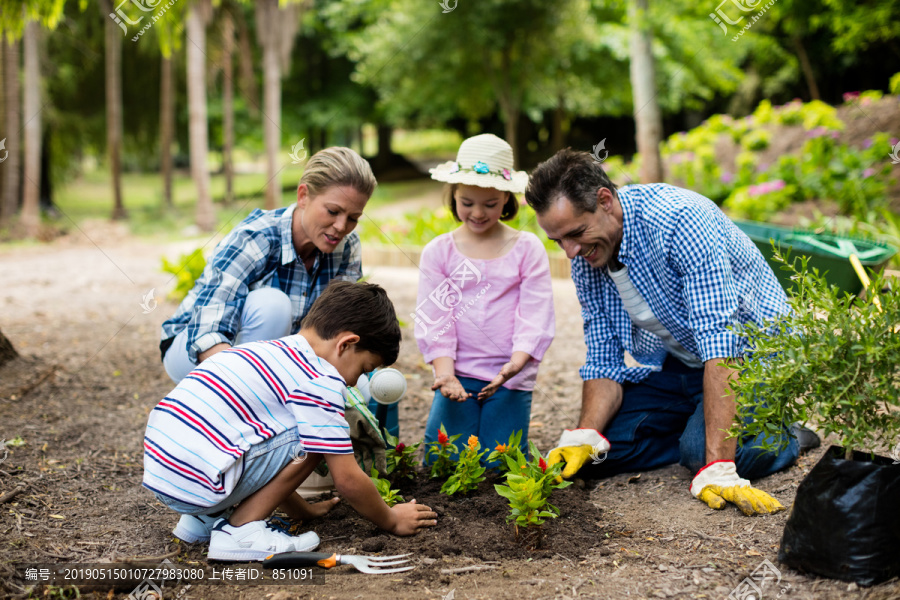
413, 231, 555, 391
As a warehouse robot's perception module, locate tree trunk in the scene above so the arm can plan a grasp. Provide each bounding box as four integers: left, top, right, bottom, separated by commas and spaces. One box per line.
374, 124, 392, 172
550, 102, 566, 153
792, 36, 821, 101
628, 0, 664, 183
160, 55, 174, 207
222, 10, 235, 206
21, 20, 41, 237
2, 37, 21, 223
0, 327, 17, 367
103, 0, 126, 220
186, 0, 214, 231
257, 0, 281, 210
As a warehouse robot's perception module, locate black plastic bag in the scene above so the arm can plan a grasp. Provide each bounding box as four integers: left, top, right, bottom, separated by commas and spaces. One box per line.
779, 445, 900, 586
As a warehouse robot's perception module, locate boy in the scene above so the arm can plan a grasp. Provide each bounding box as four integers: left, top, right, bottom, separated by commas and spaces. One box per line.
143, 281, 437, 561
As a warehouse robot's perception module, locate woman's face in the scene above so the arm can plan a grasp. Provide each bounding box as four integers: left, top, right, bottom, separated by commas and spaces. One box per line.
454, 184, 508, 234
296, 184, 369, 254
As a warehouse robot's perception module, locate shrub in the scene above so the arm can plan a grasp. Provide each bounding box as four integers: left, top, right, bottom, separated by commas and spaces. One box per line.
728, 251, 900, 459
161, 249, 205, 302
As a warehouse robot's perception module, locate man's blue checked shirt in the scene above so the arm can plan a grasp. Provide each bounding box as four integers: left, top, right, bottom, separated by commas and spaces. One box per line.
572, 183, 789, 383
161, 205, 362, 363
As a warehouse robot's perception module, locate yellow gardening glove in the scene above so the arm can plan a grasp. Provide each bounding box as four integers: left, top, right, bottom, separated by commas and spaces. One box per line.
691, 461, 785, 516
546, 429, 610, 479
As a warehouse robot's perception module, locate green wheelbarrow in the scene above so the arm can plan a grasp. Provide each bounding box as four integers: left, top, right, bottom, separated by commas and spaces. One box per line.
733, 220, 898, 296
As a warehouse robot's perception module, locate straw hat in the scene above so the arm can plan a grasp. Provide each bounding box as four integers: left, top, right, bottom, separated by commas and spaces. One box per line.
429, 134, 528, 194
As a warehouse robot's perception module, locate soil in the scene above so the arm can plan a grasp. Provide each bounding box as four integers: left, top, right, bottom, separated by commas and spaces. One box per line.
2, 222, 900, 600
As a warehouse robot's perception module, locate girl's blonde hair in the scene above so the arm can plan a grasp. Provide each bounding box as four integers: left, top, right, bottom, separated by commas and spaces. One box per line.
299, 147, 377, 199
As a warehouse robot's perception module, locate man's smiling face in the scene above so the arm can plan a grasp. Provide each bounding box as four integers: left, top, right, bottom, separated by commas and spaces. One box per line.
536, 187, 623, 269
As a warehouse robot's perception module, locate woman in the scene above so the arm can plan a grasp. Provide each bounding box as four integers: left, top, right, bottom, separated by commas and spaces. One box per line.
160, 147, 376, 383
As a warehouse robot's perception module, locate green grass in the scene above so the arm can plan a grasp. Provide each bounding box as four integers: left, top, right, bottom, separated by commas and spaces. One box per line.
51, 169, 434, 240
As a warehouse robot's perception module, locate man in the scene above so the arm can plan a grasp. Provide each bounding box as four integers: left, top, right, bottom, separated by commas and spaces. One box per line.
526, 149, 817, 516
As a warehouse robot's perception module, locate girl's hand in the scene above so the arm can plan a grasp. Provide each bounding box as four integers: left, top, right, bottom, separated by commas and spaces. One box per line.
432, 374, 471, 402
478, 361, 524, 399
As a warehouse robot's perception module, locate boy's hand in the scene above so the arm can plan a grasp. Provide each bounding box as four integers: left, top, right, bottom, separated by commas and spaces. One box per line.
432, 375, 471, 402
389, 499, 438, 536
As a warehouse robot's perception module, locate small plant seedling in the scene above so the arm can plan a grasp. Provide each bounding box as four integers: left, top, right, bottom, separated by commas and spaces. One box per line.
441, 435, 487, 495
485, 430, 522, 471
424, 424, 461, 479
384, 432, 422, 481
370, 468, 405, 507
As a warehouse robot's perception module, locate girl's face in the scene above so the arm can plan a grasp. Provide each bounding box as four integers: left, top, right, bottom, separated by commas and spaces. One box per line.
296, 184, 369, 254
454, 184, 508, 234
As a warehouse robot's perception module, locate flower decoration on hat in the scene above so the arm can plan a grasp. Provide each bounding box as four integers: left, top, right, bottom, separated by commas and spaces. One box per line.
448, 162, 460, 174
502, 168, 512, 181
473, 161, 490, 174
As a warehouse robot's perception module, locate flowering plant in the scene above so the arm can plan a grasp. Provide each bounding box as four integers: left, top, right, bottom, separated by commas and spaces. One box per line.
370, 468, 405, 507
384, 432, 422, 481
441, 435, 487, 495
494, 449, 571, 533
485, 430, 522, 470
424, 424, 461, 479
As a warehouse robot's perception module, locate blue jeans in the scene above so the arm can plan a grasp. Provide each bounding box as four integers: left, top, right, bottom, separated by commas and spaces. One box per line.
577, 356, 799, 480
163, 288, 293, 383
424, 376, 532, 467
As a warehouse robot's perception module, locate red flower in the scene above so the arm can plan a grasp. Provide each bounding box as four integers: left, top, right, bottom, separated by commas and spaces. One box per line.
395, 442, 406, 453
539, 457, 548, 473
438, 430, 449, 445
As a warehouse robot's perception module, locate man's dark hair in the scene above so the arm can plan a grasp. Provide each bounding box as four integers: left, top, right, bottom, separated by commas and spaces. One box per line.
525, 148, 618, 215
301, 280, 401, 366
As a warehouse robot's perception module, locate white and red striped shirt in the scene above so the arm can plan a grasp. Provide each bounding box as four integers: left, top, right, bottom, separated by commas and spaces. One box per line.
142, 335, 351, 508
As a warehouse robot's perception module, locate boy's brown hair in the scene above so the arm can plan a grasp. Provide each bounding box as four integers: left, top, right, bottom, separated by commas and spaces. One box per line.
301, 280, 401, 366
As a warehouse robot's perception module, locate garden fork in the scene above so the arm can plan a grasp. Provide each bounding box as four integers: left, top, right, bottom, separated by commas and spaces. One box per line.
263, 551, 414, 574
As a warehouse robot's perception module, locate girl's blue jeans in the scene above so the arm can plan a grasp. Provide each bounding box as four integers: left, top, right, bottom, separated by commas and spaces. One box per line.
577, 355, 799, 479
424, 375, 532, 467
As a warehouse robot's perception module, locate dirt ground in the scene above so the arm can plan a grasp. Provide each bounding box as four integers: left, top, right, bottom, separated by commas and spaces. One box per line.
2, 221, 899, 600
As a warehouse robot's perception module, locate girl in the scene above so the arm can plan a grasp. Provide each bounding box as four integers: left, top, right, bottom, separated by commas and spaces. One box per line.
415, 134, 555, 460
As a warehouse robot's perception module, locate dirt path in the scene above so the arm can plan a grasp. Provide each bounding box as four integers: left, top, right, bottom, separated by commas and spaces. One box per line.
1, 225, 897, 599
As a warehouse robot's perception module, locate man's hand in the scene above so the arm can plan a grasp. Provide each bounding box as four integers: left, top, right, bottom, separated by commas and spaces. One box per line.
546, 429, 610, 479
389, 499, 438, 536
432, 374, 471, 402
691, 461, 785, 516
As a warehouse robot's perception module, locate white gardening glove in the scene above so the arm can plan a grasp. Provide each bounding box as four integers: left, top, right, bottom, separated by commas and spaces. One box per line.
691, 460, 785, 516
546, 429, 611, 479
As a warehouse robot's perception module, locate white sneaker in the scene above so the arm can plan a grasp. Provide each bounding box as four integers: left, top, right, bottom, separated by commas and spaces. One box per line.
173, 509, 233, 543
207, 519, 320, 562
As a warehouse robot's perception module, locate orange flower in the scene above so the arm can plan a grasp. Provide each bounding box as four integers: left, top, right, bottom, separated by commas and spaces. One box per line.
495, 443, 508, 453
467, 435, 478, 451
438, 430, 449, 445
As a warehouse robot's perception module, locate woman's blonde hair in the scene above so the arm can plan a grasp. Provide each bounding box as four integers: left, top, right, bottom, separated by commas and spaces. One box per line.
299, 147, 377, 199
